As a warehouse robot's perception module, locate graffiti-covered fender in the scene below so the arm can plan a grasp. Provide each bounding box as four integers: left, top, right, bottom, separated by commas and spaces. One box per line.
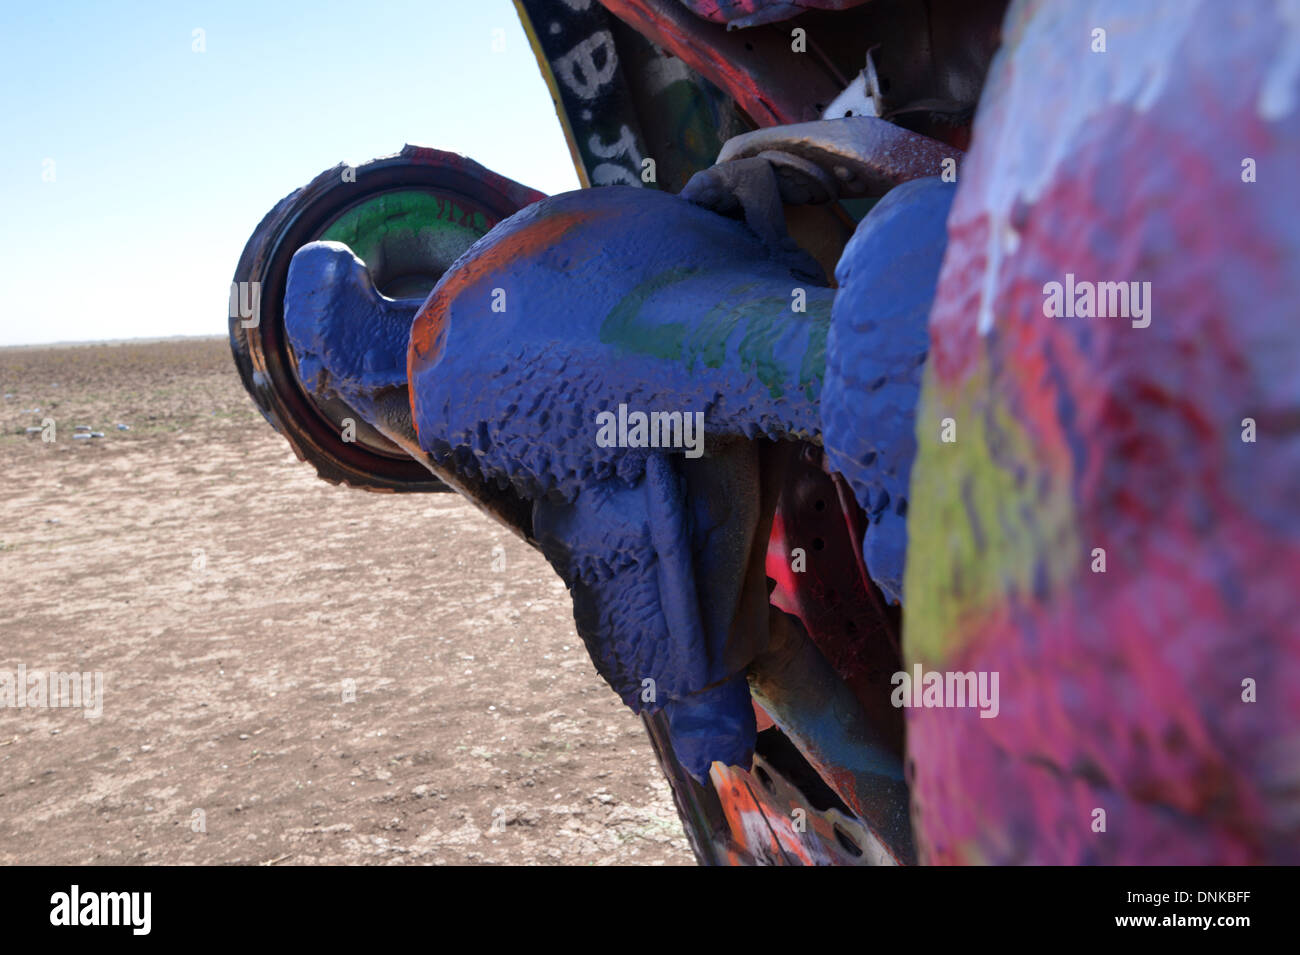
905, 0, 1300, 865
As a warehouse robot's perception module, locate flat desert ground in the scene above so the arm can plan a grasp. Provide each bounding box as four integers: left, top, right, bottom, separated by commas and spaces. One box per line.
0, 337, 691, 865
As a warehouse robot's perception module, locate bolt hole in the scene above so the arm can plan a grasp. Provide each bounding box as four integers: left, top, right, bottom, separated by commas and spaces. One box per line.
813, 499, 826, 512
812, 537, 825, 551
845, 620, 857, 633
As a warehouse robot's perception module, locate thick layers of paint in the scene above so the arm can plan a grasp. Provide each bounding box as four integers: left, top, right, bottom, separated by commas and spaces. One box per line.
289, 181, 949, 784
905, 0, 1300, 864
407, 186, 836, 780
407, 186, 830, 502
822, 177, 956, 603
286, 241, 419, 451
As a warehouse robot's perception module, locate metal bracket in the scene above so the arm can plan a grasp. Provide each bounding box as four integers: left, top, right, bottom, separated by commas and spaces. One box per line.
716, 115, 962, 200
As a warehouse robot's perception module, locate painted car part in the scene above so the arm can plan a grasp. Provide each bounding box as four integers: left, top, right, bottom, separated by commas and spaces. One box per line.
562, 0, 995, 865
820, 46, 882, 120
404, 186, 833, 503
674, 169, 958, 605
709, 755, 891, 865
400, 174, 953, 816
299, 186, 835, 779
713, 115, 961, 200
643, 709, 887, 865
278, 237, 915, 852
598, 0, 1008, 147
286, 242, 424, 456
516, 0, 751, 195
749, 606, 913, 863
678, 155, 830, 280
598, 0, 844, 126
515, 1, 966, 312
228, 0, 994, 864
765, 444, 905, 763
679, 115, 961, 305
228, 145, 544, 492
634, 437, 906, 864
720, 433, 912, 859
906, 0, 1300, 864
681, 148, 861, 280
281, 242, 537, 540
823, 175, 956, 603
287, 175, 955, 799
515, 0, 658, 191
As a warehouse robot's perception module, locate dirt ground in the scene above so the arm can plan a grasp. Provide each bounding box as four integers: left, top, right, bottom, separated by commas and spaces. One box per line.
0, 338, 693, 866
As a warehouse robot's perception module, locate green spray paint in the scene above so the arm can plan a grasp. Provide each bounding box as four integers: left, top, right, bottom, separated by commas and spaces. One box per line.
600, 267, 832, 401
320, 192, 490, 269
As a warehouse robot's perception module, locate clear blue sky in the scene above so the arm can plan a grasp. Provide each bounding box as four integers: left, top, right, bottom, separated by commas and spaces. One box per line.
0, 0, 581, 346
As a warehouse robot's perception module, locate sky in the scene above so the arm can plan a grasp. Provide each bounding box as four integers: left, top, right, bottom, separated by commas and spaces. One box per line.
0, 0, 581, 346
